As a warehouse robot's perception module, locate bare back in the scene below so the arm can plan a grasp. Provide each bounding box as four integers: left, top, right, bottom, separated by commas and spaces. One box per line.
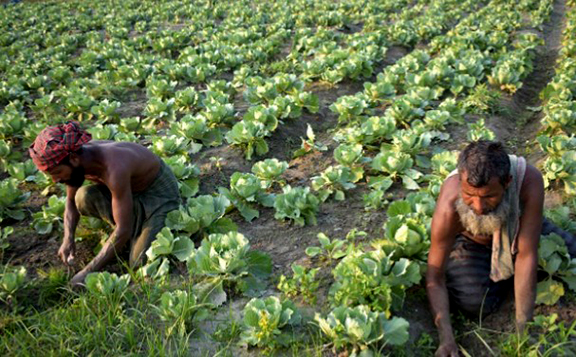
82, 140, 161, 193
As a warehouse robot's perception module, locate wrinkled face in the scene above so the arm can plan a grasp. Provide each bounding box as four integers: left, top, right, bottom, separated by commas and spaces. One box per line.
459, 172, 508, 216
46, 163, 85, 187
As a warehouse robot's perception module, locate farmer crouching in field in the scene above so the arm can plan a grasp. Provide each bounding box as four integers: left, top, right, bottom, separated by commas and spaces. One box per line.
426, 141, 576, 357
29, 122, 180, 286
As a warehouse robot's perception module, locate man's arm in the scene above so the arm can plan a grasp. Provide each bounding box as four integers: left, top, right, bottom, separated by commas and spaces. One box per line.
426, 176, 461, 357
71, 171, 134, 284
59, 185, 80, 264
514, 165, 544, 331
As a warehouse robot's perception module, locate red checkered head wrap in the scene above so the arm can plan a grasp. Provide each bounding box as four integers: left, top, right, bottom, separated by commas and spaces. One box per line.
29, 121, 92, 171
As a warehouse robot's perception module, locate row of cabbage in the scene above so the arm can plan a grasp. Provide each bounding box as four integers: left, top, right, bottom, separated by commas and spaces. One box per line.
0, 0, 407, 228
0, 0, 484, 231
534, 2, 576, 305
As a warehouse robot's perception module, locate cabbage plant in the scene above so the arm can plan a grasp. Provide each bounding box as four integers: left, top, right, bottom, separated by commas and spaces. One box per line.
311, 165, 357, 202
0, 178, 29, 223
219, 172, 274, 222
85, 272, 130, 299
0, 266, 27, 304
381, 217, 430, 261
155, 289, 208, 337
273, 186, 320, 226
329, 249, 421, 316
164, 155, 200, 198
466, 119, 496, 141
277, 264, 320, 304
371, 151, 422, 190
240, 296, 301, 348
316, 305, 409, 356
32, 195, 66, 234
536, 233, 576, 305
7, 160, 38, 182
225, 120, 269, 160
251, 158, 288, 189
188, 231, 271, 302
542, 151, 576, 195
146, 227, 194, 262
165, 194, 233, 237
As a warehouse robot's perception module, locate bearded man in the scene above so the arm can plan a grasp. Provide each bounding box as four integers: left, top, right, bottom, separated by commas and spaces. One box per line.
426, 141, 576, 357
29, 122, 180, 286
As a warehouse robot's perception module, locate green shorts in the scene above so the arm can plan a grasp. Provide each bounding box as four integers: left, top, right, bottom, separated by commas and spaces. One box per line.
74, 161, 180, 266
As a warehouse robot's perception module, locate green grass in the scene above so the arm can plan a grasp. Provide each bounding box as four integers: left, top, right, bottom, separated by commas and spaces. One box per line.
0, 278, 192, 356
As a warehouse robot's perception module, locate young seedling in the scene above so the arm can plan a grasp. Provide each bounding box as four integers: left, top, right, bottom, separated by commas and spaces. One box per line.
305, 232, 349, 264
293, 124, 327, 158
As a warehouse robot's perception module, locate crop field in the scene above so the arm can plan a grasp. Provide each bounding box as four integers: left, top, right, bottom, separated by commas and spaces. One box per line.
1, 0, 576, 355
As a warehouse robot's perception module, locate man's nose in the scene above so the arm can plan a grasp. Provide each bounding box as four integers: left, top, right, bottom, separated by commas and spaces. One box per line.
472, 198, 488, 215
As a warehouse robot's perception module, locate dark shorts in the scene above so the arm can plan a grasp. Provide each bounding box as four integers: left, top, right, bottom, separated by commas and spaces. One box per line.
446, 218, 575, 317
445, 235, 512, 317
74, 161, 180, 267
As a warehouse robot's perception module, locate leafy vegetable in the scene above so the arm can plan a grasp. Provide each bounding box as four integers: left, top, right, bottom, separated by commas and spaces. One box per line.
0, 178, 29, 223
240, 296, 301, 348
305, 232, 349, 263
85, 272, 130, 299
165, 194, 234, 237
293, 124, 328, 158
277, 264, 320, 304
251, 158, 288, 189
164, 155, 200, 198
188, 231, 271, 302
155, 289, 208, 337
7, 159, 38, 182
32, 195, 65, 235
329, 249, 421, 316
225, 120, 269, 160
371, 151, 422, 190
219, 172, 274, 222
0, 266, 27, 304
311, 165, 357, 202
315, 305, 409, 356
146, 227, 194, 262
273, 186, 320, 226
536, 233, 576, 305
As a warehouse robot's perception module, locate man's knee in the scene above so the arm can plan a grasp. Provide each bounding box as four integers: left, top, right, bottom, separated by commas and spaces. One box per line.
74, 185, 92, 215
542, 218, 576, 257
449, 289, 501, 317
447, 272, 511, 318
129, 214, 167, 268
75, 185, 112, 221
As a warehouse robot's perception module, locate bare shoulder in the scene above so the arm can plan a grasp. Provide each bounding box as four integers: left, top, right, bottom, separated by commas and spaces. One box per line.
436, 174, 460, 210
520, 163, 544, 202
430, 174, 463, 252
97, 141, 158, 164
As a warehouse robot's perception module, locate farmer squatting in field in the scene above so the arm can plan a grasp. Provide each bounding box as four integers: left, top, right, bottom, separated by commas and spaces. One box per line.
29, 121, 180, 286
426, 141, 576, 357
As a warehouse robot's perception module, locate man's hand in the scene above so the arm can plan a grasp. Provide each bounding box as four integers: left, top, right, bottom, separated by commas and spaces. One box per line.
70, 270, 89, 287
58, 240, 76, 265
435, 340, 459, 357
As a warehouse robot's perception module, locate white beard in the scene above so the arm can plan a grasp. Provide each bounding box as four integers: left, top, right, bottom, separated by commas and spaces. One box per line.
455, 193, 510, 237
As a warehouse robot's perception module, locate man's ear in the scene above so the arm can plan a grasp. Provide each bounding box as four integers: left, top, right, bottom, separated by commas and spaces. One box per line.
68, 152, 81, 167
